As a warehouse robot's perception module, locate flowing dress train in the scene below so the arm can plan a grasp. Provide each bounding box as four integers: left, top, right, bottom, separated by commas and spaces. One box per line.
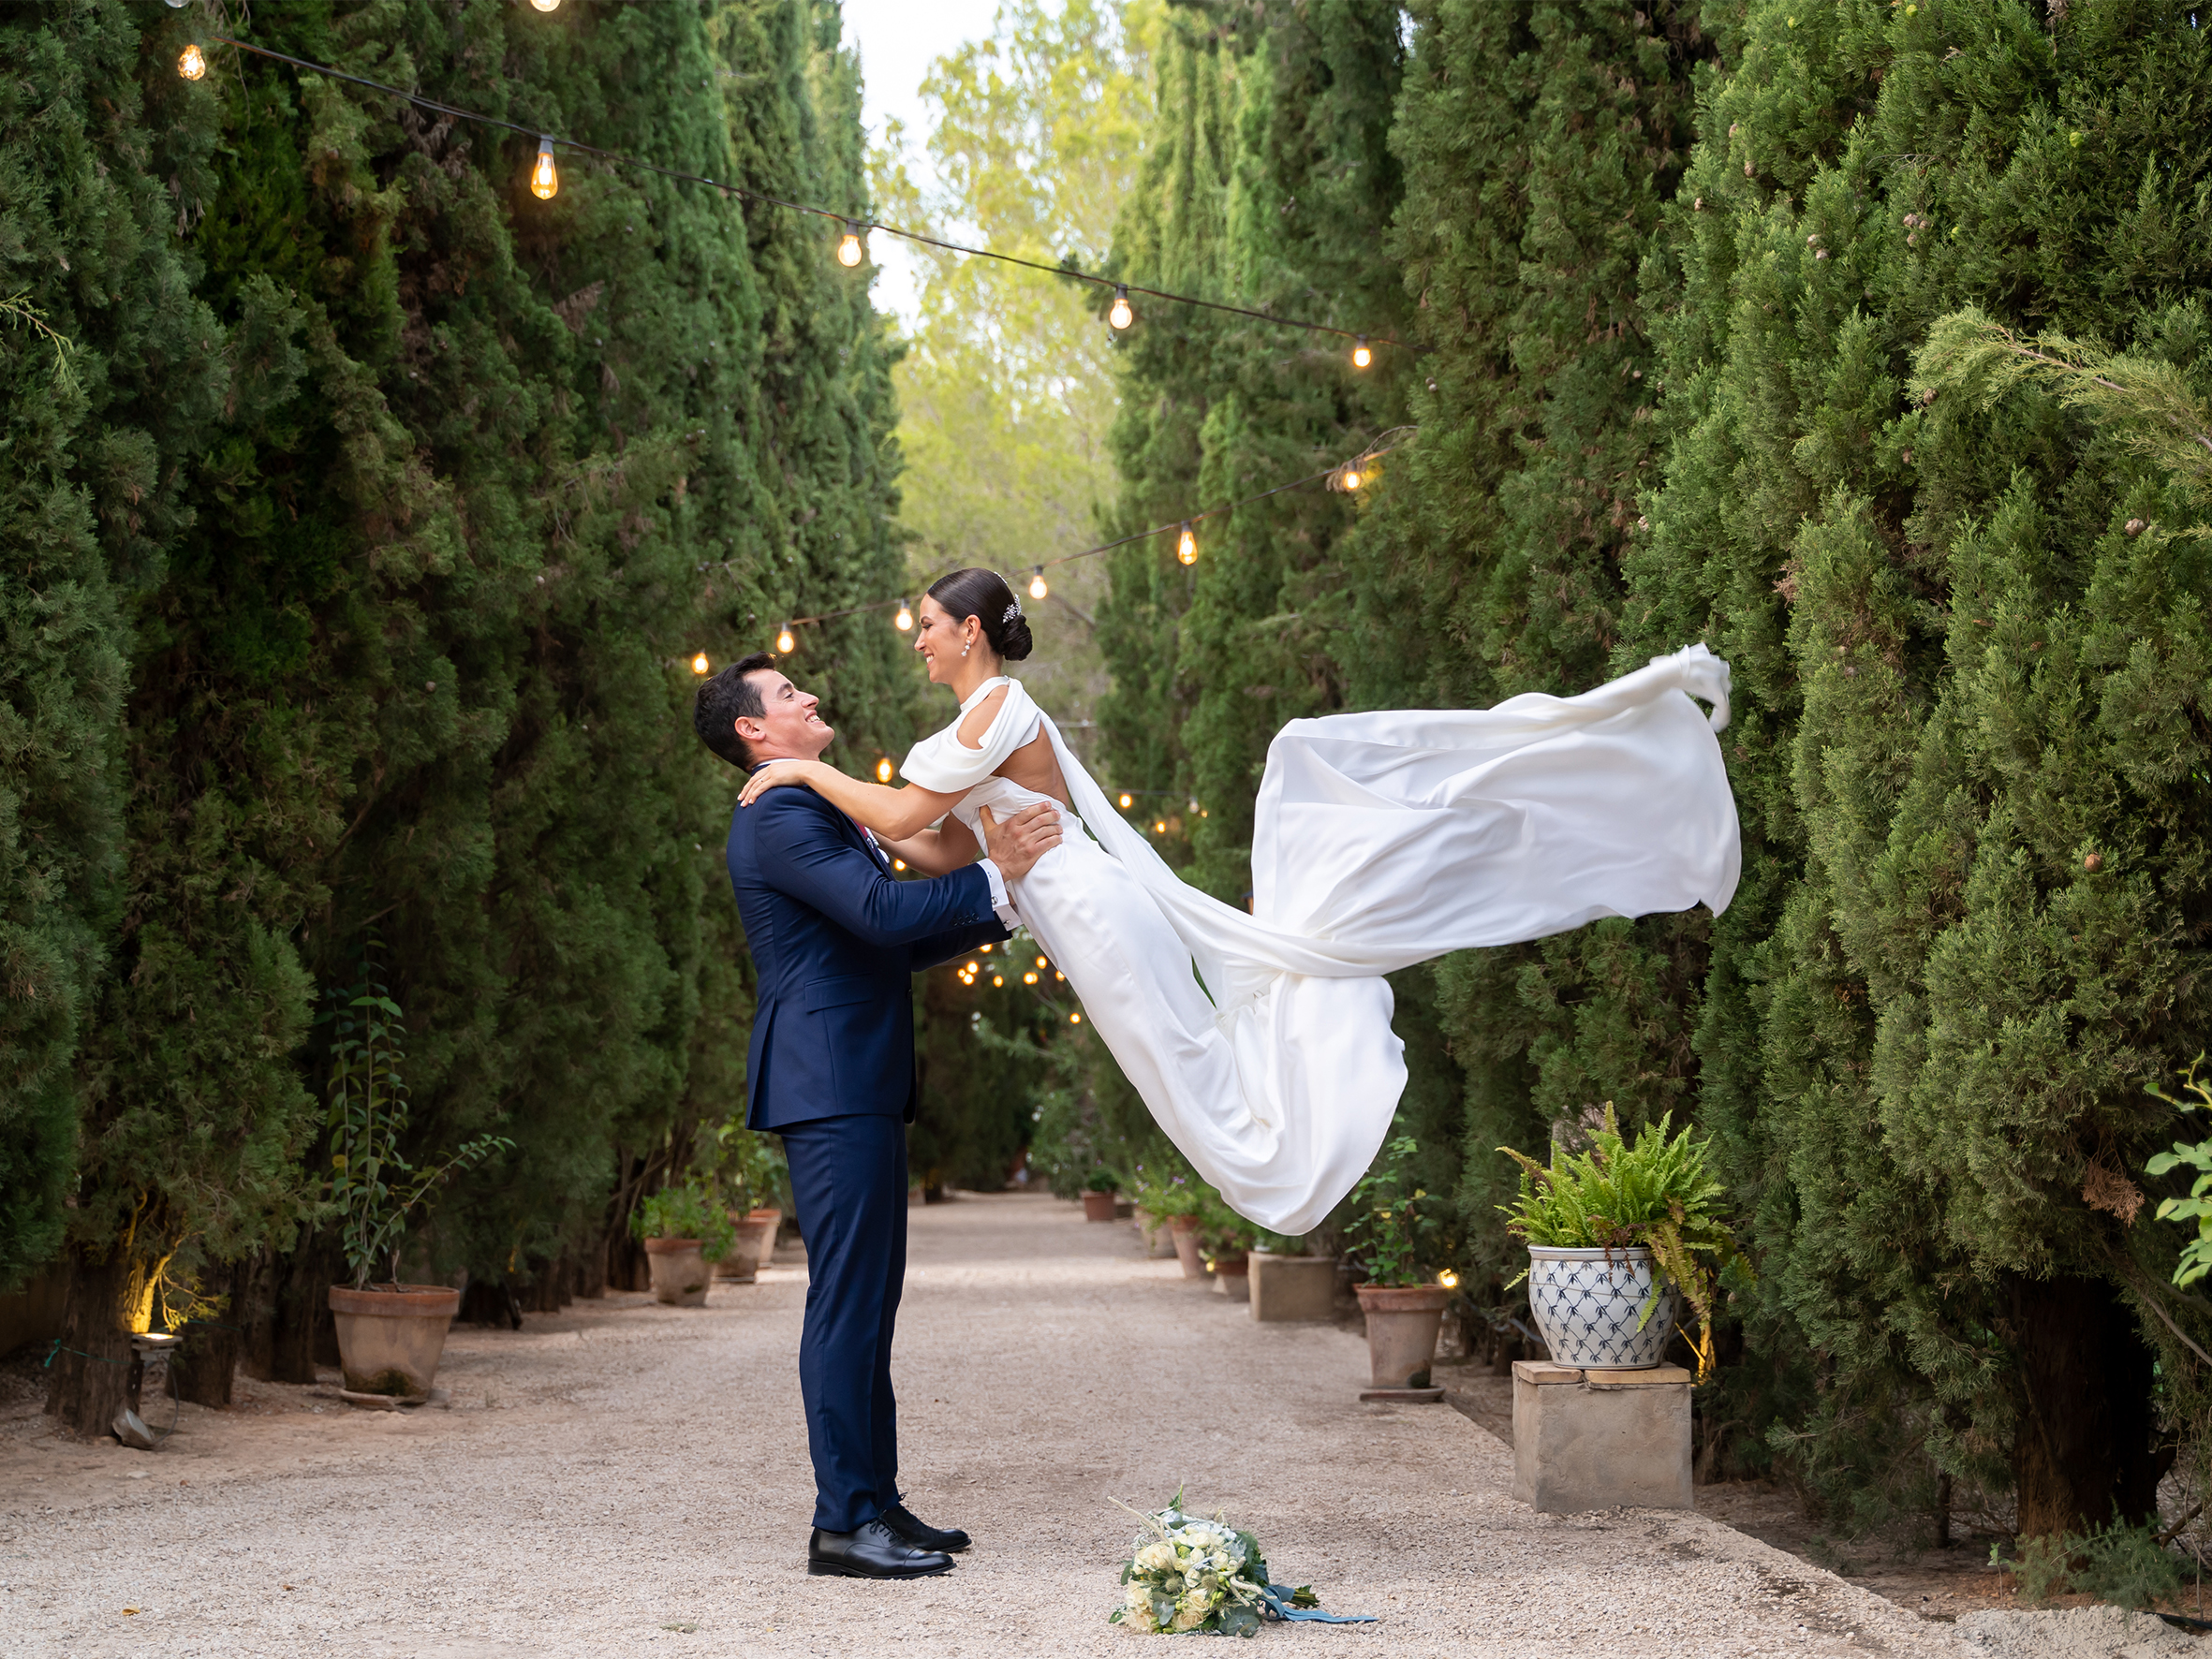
899, 646, 1740, 1235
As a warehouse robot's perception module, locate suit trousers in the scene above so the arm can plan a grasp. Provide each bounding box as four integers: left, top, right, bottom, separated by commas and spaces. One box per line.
779, 1113, 908, 1533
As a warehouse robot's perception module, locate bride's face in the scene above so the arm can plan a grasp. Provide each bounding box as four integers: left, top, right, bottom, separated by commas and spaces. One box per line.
913, 595, 986, 685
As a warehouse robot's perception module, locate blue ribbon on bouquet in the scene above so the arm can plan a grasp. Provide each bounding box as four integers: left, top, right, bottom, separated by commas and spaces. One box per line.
1258, 1584, 1377, 1624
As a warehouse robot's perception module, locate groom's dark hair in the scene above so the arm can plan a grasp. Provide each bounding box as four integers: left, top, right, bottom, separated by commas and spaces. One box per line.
693, 652, 779, 770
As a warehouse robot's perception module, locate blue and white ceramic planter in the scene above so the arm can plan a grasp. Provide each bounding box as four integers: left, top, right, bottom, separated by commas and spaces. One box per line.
1526, 1245, 1675, 1370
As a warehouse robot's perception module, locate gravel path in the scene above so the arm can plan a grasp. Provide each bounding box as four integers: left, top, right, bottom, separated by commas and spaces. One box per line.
2, 1191, 1973, 1657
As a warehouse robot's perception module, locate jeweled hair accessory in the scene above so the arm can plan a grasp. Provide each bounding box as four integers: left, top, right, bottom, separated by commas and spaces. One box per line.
1003, 601, 1023, 624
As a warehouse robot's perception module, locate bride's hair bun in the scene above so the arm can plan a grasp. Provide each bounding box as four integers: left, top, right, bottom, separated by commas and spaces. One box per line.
926, 566, 1034, 662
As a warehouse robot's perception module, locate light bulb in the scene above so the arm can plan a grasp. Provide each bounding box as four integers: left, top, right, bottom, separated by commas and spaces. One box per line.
1118, 792, 1133, 809
1035, 955, 1047, 968
530, 136, 558, 200
1352, 336, 1373, 370
1054, 970, 1065, 980
691, 652, 710, 675
1176, 522, 1197, 565
892, 859, 907, 871
1108, 286, 1133, 330
981, 943, 992, 952
992, 975, 1004, 987
1341, 465, 1364, 492
530, 0, 562, 9
1154, 820, 1167, 834
893, 599, 913, 631
776, 624, 796, 653
178, 42, 207, 80
1024, 972, 1038, 984
1028, 566, 1048, 601
836, 223, 865, 268
966, 962, 980, 975
875, 757, 893, 784
1438, 1270, 1460, 1289
1070, 1011, 1083, 1024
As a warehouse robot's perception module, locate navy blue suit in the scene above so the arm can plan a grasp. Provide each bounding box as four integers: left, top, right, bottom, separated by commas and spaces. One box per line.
725, 784, 1006, 1531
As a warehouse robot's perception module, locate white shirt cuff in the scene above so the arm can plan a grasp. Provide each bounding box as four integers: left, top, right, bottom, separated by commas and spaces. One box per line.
977, 859, 1022, 931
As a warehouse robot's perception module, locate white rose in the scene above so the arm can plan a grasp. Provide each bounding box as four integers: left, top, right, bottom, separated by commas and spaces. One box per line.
1134, 1541, 1178, 1574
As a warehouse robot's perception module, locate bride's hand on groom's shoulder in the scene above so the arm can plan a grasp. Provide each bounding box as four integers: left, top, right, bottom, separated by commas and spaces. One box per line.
979, 803, 1062, 882
739, 758, 819, 808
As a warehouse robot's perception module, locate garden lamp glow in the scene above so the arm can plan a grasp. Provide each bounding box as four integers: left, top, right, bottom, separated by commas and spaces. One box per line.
1109, 286, 1134, 330
530, 137, 558, 199
178, 42, 207, 80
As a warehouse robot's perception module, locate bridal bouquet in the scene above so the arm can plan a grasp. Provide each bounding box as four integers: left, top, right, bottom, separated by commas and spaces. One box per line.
1109, 1493, 1331, 1637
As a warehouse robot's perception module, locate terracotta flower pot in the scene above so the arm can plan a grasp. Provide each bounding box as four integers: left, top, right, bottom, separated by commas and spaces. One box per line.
715, 1212, 778, 1282
643, 1237, 711, 1307
1080, 1190, 1119, 1223
1355, 1283, 1451, 1390
328, 1285, 461, 1400
1167, 1216, 1206, 1280
1210, 1254, 1250, 1302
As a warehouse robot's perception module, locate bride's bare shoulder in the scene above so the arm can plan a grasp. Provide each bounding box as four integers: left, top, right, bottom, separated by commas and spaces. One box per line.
955, 684, 1010, 751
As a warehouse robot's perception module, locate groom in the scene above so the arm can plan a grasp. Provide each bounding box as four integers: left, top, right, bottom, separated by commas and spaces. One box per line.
694, 652, 1059, 1578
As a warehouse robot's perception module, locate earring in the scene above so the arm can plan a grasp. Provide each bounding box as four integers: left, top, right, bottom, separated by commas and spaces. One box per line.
961, 636, 972, 657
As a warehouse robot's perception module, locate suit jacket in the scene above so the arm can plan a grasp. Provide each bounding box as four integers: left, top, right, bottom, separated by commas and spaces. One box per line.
726, 785, 1008, 1130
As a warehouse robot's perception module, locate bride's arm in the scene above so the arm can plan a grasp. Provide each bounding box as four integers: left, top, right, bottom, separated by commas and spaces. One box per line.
736, 759, 965, 842
880, 817, 980, 877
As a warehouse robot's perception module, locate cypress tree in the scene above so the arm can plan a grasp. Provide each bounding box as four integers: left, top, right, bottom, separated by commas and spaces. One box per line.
22, 0, 910, 1428
1630, 0, 2212, 1531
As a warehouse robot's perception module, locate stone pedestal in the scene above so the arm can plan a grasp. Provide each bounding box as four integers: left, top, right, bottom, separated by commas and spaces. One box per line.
1247, 1253, 1336, 1321
1510, 1360, 1692, 1513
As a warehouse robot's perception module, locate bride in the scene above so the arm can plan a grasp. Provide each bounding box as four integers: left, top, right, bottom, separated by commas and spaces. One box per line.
738, 567, 1739, 1234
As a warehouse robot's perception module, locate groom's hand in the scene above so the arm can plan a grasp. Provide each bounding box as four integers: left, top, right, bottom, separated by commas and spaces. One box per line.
979, 803, 1062, 881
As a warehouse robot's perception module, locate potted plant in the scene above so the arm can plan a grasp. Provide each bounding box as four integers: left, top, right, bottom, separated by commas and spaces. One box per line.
322, 976, 510, 1402
710, 1123, 787, 1283
1198, 1194, 1255, 1302
1346, 1136, 1451, 1398
1130, 1170, 1209, 1279
1080, 1166, 1122, 1223
1126, 1163, 1179, 1258
1498, 1105, 1741, 1379
633, 1178, 738, 1307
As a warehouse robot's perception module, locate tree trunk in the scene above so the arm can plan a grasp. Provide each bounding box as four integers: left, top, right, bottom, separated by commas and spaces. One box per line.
172, 1255, 250, 1408
43, 1247, 134, 1439
2007, 1272, 2167, 1538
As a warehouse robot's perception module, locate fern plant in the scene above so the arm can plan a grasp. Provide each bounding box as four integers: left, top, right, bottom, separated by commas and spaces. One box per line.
1497, 1106, 1744, 1379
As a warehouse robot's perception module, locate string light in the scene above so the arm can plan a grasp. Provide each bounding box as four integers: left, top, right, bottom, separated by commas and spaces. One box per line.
529, 0, 562, 9
1070, 1011, 1083, 1024
1054, 970, 1065, 981
1339, 462, 1364, 492
1176, 522, 1198, 565
1352, 336, 1373, 370
875, 757, 893, 783
836, 222, 865, 268
1028, 566, 1048, 601
893, 599, 913, 631
191, 34, 1405, 356
992, 974, 1004, 987
1438, 1270, 1460, 1289
776, 624, 796, 653
966, 962, 981, 975
530, 136, 558, 200
892, 859, 907, 871
1036, 955, 1047, 968
1118, 793, 1133, 809
691, 652, 710, 675
177, 42, 207, 80
1153, 819, 1168, 834
1024, 972, 1039, 984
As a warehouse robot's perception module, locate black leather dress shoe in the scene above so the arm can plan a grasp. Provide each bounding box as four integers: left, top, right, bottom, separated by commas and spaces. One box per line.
806, 1519, 954, 1578
879, 1501, 971, 1553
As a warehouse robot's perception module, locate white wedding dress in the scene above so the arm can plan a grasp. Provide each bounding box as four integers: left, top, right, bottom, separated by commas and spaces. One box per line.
899, 646, 1741, 1234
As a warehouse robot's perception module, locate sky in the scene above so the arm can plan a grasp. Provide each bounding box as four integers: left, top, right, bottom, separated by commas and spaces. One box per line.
840, 0, 1003, 323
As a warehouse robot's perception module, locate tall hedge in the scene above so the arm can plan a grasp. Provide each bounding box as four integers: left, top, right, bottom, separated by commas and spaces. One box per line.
8, 0, 912, 1431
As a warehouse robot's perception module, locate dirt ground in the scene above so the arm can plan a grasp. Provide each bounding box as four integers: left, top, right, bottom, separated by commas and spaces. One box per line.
2, 1193, 1986, 1657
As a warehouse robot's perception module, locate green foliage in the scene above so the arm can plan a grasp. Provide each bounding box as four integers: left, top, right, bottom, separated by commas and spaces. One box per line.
709, 1124, 789, 1220
1497, 1108, 1742, 1366
322, 976, 510, 1292
2146, 1057, 2212, 1288
1993, 1518, 2189, 1611
1344, 1137, 1445, 1289
630, 1179, 738, 1264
